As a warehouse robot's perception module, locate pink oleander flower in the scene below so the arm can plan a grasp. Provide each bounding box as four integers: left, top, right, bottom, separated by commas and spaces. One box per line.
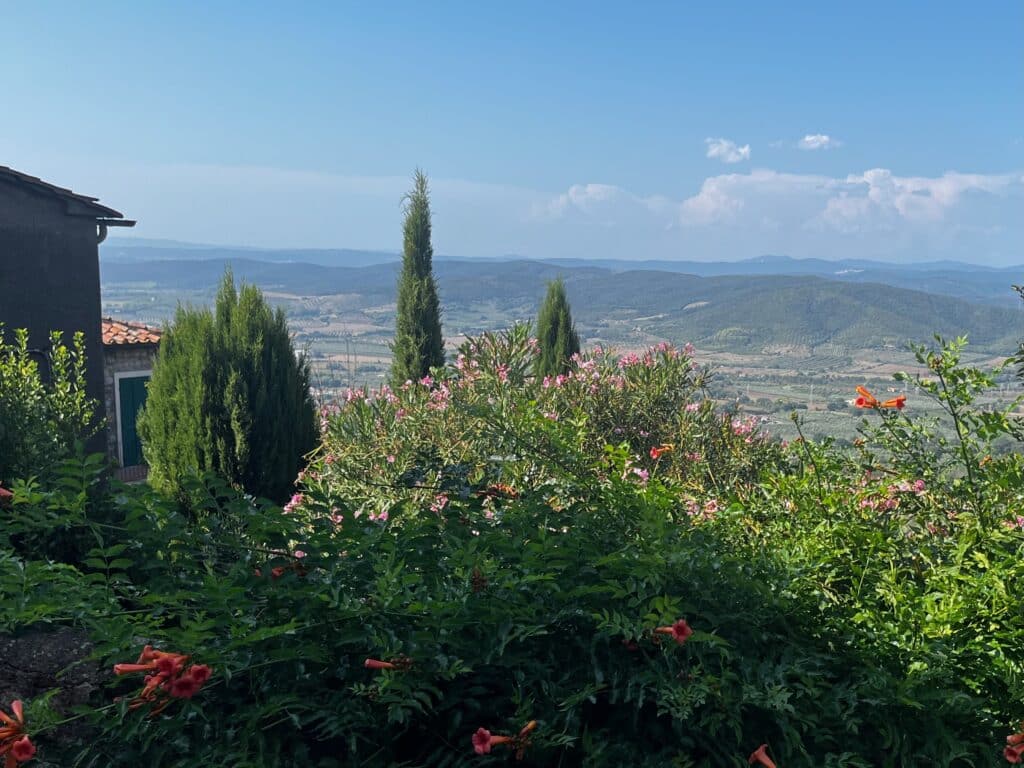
387, 454, 396, 463
685, 402, 700, 412
431, 494, 449, 513
283, 493, 303, 514
618, 353, 640, 368
419, 375, 433, 387
293, 550, 307, 559
495, 363, 509, 383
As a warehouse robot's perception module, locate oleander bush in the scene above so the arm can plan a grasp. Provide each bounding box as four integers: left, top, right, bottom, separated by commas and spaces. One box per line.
0, 328, 1022, 767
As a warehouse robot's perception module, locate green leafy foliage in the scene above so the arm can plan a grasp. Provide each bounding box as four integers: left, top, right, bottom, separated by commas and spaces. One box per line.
0, 325, 97, 485
391, 169, 445, 386
137, 270, 318, 504
1, 330, 1021, 766
534, 278, 581, 378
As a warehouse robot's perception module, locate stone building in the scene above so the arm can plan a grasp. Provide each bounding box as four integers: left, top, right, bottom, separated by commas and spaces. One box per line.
0, 166, 134, 453
101, 318, 161, 481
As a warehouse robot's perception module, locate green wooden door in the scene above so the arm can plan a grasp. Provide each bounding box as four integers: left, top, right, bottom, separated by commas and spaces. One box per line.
118, 375, 150, 466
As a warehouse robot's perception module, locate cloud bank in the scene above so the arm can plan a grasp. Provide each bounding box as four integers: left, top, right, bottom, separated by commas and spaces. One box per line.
37, 158, 1022, 265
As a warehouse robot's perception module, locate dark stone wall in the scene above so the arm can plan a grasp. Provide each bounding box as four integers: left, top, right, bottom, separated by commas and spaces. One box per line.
0, 179, 108, 452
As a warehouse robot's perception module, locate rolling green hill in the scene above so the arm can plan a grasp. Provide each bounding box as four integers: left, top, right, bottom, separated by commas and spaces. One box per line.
101, 258, 1023, 354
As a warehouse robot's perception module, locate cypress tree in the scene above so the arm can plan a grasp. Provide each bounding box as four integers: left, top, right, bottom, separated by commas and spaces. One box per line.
391, 169, 444, 385
534, 278, 581, 378
138, 269, 318, 504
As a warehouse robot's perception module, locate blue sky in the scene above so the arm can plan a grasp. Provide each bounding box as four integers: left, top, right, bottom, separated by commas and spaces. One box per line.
3, 2, 1022, 263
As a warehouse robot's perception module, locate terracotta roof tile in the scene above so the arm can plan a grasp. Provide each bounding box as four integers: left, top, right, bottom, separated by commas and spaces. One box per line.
102, 318, 162, 346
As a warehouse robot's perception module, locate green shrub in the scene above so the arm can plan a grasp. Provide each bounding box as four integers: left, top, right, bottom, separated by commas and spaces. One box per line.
1, 331, 1020, 766
0, 325, 97, 485
137, 270, 318, 504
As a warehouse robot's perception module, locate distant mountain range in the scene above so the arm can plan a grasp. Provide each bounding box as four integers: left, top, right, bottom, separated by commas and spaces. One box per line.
103, 239, 1023, 308
101, 255, 1024, 354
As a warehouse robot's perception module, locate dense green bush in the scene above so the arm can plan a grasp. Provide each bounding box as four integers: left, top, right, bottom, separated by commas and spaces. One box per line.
0, 329, 1021, 766
0, 326, 97, 485
137, 271, 318, 504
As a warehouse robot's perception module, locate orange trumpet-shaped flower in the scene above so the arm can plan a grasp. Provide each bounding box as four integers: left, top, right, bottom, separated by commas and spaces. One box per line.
9, 736, 35, 764
649, 444, 674, 459
471, 728, 513, 755
855, 387, 906, 410
880, 395, 906, 409
654, 618, 694, 645
0, 700, 34, 767
854, 386, 879, 409
113, 647, 212, 714
364, 656, 412, 672
748, 743, 778, 768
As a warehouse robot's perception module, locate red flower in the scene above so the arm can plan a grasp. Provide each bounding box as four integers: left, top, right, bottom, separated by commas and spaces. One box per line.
472, 728, 492, 755
1006, 743, 1024, 764
364, 658, 397, 671
471, 727, 512, 755
113, 647, 210, 712
156, 655, 184, 678
854, 386, 879, 409
169, 675, 200, 699
1009, 734, 1024, 746
188, 664, 213, 685
0, 487, 12, 508
748, 743, 777, 768
854, 386, 906, 410
649, 444, 674, 460
0, 701, 32, 767
654, 618, 693, 645
10, 735, 35, 763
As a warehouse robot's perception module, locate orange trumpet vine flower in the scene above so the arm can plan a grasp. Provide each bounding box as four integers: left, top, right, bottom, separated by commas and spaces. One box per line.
649, 444, 674, 459
855, 387, 906, 410
748, 743, 778, 768
472, 728, 513, 755
113, 647, 212, 713
0, 700, 35, 767
654, 618, 694, 645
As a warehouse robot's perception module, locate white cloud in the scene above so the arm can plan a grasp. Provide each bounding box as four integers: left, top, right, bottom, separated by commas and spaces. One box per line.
705, 137, 751, 164
798, 134, 842, 150
539, 168, 1022, 262
41, 156, 1022, 264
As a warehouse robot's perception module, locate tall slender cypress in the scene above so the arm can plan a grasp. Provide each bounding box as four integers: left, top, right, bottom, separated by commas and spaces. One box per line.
534, 278, 581, 378
391, 170, 445, 386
